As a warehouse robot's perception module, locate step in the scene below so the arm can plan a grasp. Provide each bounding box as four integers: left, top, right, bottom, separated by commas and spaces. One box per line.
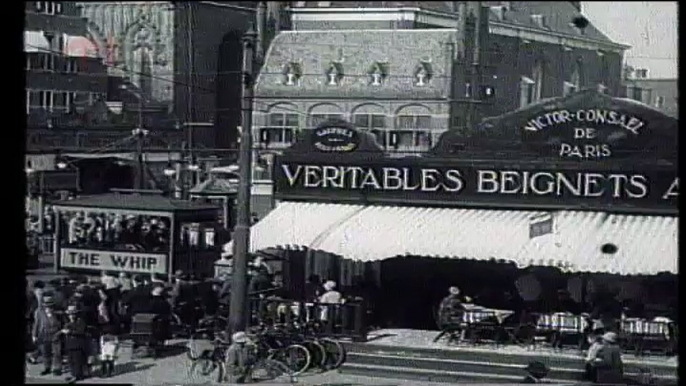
339, 363, 571, 384
345, 352, 584, 380
344, 342, 678, 373
344, 352, 677, 382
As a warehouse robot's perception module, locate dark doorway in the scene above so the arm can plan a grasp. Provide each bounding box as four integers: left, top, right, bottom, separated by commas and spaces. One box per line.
216, 30, 243, 151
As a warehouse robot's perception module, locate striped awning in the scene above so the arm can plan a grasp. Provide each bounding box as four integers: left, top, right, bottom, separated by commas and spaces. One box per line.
63, 34, 99, 58
225, 202, 678, 276
24, 31, 50, 53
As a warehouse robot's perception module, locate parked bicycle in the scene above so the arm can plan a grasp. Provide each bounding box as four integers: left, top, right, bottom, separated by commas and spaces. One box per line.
188, 336, 230, 383
248, 324, 312, 375
186, 315, 228, 360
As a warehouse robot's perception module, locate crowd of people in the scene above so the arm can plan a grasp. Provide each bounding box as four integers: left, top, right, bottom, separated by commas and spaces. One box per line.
26, 270, 187, 382
60, 211, 171, 252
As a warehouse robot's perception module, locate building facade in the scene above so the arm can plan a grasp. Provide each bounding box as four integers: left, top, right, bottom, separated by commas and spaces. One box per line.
253, 29, 455, 155
622, 68, 678, 118
78, 1, 262, 150
283, 1, 629, 127
25, 0, 109, 170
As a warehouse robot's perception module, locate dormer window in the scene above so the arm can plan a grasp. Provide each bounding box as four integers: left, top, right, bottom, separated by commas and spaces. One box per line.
414, 61, 433, 87
531, 14, 546, 28
368, 61, 389, 86
282, 62, 302, 86
326, 62, 344, 86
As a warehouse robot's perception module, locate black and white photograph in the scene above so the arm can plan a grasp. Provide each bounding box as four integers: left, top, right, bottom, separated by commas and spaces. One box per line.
23, 1, 677, 385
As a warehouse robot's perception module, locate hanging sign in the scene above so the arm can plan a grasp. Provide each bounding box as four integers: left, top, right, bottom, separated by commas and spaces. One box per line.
60, 248, 167, 274
311, 126, 360, 153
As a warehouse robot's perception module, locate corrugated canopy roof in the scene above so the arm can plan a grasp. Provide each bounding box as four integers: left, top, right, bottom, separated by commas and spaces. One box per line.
256, 29, 455, 99
225, 201, 677, 276
53, 193, 220, 212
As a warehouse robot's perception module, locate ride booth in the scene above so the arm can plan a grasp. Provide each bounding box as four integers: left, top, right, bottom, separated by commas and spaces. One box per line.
232, 90, 678, 382
52, 192, 222, 280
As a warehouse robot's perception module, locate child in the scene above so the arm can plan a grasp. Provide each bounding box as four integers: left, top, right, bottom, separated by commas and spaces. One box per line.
99, 332, 119, 378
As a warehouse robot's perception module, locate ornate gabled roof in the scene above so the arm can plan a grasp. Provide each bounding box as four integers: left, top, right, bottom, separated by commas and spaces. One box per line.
256, 29, 455, 99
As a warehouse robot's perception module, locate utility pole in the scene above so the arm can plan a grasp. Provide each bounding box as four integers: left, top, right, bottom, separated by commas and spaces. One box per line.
228, 24, 257, 335
135, 96, 145, 190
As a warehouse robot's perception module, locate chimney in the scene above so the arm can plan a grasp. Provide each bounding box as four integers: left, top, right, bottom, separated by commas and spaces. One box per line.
569, 2, 582, 12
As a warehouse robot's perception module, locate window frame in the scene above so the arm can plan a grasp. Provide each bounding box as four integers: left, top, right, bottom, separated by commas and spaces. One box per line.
63, 91, 76, 113
39, 90, 54, 111
260, 111, 300, 147
391, 114, 433, 150
308, 113, 344, 129
655, 95, 665, 108
520, 76, 536, 108
65, 57, 78, 73
26, 89, 31, 114
353, 113, 387, 147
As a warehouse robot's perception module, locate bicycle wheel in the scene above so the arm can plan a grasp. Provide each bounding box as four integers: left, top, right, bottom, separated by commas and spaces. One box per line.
188, 357, 219, 381
302, 339, 327, 370
250, 358, 297, 383
319, 337, 346, 369
186, 334, 213, 360
273, 344, 311, 375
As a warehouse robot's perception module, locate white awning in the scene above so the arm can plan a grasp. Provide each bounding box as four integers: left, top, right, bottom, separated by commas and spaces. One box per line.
225, 202, 678, 276
24, 31, 50, 53
63, 34, 99, 58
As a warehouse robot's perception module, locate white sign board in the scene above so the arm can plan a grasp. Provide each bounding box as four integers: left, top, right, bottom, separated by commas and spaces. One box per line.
60, 248, 167, 274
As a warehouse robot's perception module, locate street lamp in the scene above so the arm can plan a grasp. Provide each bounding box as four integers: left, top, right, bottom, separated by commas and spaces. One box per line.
56, 161, 68, 169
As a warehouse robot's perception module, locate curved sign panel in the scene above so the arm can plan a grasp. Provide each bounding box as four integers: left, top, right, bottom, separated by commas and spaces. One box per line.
312, 126, 360, 153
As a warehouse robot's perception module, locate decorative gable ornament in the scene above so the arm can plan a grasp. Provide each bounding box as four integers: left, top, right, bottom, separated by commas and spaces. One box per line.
368, 61, 389, 86
414, 60, 433, 87
326, 61, 344, 86
282, 61, 302, 86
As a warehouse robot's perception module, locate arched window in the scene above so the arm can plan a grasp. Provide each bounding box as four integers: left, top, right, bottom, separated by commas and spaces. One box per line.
307, 103, 344, 128
352, 104, 387, 148
393, 105, 432, 152
260, 104, 300, 148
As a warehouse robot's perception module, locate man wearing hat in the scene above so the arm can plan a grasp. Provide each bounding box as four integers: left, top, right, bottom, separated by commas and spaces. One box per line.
225, 331, 257, 383
590, 332, 624, 384
32, 295, 65, 376
62, 304, 89, 382
522, 361, 549, 383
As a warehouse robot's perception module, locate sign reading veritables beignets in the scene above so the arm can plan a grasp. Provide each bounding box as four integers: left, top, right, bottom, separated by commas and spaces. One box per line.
276, 91, 678, 214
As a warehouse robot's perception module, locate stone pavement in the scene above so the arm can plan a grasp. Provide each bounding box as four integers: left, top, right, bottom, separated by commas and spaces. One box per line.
25, 339, 457, 386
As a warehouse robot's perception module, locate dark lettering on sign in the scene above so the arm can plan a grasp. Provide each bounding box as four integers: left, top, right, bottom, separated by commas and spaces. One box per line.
312, 127, 360, 152
110, 254, 158, 271
61, 248, 164, 273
